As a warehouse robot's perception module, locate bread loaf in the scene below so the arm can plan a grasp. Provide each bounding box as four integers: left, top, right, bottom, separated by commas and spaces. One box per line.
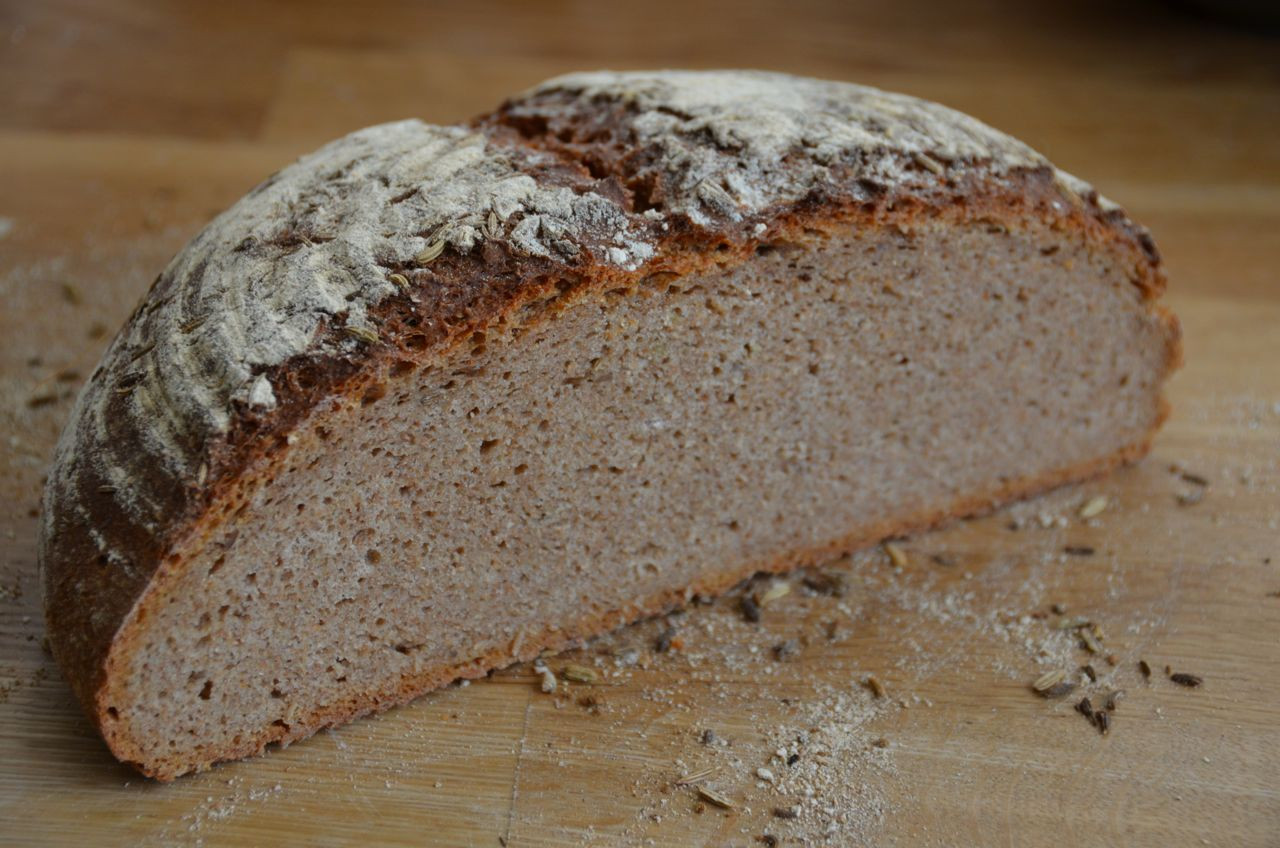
39, 70, 1180, 779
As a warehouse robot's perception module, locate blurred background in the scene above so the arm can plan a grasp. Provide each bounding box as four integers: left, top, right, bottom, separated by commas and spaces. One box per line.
1, 0, 1277, 301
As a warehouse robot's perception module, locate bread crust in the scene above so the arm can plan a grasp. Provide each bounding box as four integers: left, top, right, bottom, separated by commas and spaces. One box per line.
38, 71, 1181, 779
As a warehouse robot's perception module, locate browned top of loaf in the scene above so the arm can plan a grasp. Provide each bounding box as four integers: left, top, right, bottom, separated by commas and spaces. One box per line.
38, 70, 1164, 712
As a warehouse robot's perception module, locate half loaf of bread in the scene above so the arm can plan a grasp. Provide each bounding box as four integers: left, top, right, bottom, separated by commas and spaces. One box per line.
39, 70, 1180, 779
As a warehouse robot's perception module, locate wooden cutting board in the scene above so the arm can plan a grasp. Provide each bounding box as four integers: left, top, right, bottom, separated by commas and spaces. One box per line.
1, 3, 1277, 845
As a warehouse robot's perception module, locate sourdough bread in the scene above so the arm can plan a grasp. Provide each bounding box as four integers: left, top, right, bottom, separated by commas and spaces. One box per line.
39, 70, 1181, 779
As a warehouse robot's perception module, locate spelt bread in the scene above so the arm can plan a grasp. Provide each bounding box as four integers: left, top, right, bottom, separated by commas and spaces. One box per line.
39, 70, 1181, 780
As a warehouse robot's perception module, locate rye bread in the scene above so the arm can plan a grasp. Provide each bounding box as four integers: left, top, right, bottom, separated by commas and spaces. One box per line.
38, 70, 1181, 779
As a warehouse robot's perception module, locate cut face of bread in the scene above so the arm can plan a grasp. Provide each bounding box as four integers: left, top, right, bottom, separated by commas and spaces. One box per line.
39, 71, 1179, 779
101, 220, 1174, 776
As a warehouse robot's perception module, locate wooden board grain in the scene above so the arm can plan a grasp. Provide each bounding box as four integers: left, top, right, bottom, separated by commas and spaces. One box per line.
1, 2, 1278, 845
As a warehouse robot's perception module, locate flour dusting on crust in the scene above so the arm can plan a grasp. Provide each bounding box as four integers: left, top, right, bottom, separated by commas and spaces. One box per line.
514, 70, 1051, 225
43, 122, 654, 535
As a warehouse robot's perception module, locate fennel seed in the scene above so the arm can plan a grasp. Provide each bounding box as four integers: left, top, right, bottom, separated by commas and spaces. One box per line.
914, 152, 945, 175
1078, 495, 1108, 519
696, 786, 734, 810
1032, 669, 1066, 693
415, 239, 446, 264
562, 663, 598, 684
883, 542, 908, 568
344, 326, 379, 345
756, 581, 791, 607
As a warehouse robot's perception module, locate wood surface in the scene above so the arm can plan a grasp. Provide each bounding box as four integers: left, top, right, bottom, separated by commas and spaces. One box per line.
1, 1, 1277, 845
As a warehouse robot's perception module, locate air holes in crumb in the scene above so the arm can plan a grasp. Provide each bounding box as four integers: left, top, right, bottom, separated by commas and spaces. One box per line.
362, 383, 388, 405
366, 549, 382, 565
209, 555, 226, 576
390, 360, 415, 378
199, 680, 213, 700
514, 463, 528, 475
404, 334, 428, 351
479, 438, 499, 454
106, 707, 119, 720
246, 572, 257, 585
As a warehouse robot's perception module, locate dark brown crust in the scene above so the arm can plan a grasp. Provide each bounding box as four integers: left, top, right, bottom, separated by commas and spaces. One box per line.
41, 84, 1182, 781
